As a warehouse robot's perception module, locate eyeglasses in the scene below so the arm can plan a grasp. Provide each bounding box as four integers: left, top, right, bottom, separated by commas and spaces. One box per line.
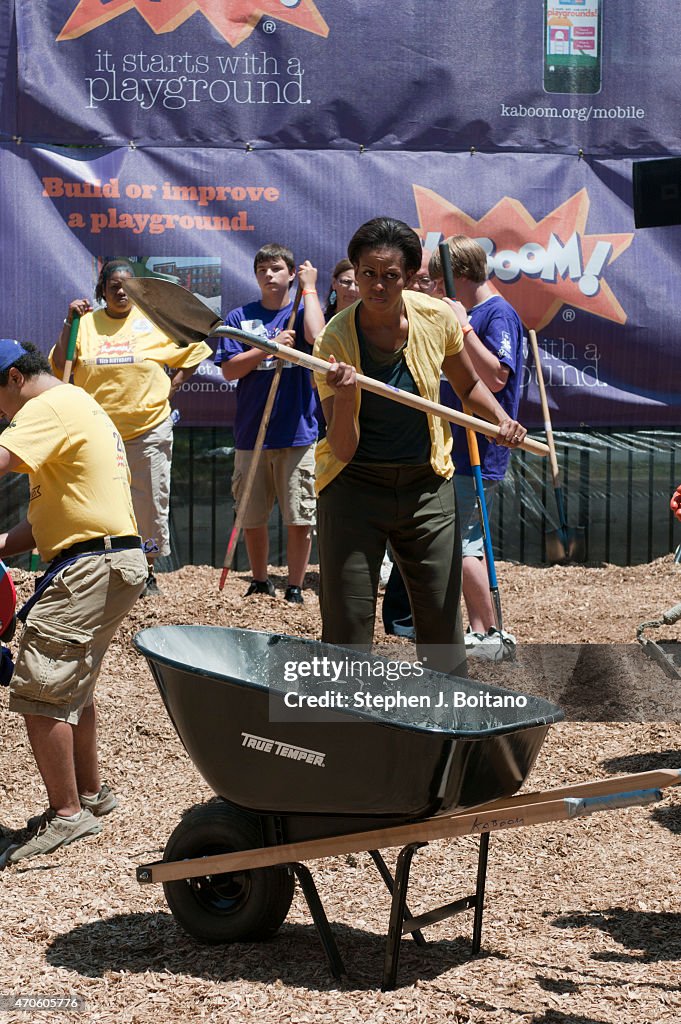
336, 277, 357, 288
414, 275, 434, 287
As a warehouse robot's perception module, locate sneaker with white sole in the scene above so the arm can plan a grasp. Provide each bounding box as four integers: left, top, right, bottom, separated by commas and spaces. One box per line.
465, 626, 517, 662
27, 784, 117, 832
6, 808, 102, 865
390, 615, 416, 640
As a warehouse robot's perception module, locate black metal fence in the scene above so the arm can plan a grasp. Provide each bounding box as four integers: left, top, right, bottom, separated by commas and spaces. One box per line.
1, 427, 678, 571
167, 427, 681, 570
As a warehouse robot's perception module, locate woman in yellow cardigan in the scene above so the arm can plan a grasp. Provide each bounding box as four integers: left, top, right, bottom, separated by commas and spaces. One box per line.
313, 218, 527, 673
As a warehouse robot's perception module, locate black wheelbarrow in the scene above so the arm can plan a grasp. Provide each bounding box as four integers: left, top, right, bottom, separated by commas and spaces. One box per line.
133, 625, 681, 989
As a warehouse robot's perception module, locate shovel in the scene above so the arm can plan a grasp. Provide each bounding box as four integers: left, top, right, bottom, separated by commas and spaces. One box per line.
121, 277, 549, 457
528, 329, 586, 564
636, 602, 681, 680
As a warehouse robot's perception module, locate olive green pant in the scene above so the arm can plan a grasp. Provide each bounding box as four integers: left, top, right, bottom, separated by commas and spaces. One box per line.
317, 462, 466, 674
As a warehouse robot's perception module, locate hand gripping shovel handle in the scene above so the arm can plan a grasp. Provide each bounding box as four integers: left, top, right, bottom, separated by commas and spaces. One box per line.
219, 286, 303, 590
216, 327, 550, 458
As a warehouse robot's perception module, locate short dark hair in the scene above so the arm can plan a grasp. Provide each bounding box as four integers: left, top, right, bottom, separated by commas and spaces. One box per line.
95, 259, 135, 303
253, 244, 295, 274
0, 341, 52, 386
347, 218, 422, 276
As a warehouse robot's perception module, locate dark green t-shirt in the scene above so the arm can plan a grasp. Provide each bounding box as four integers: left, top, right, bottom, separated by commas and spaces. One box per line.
353, 309, 431, 464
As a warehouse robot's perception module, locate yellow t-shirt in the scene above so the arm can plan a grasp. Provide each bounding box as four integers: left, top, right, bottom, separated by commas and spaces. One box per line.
49, 305, 213, 441
313, 289, 464, 494
1, 384, 138, 562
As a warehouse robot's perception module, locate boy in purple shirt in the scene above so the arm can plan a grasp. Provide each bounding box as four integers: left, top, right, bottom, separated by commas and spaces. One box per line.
432, 236, 523, 660
214, 244, 324, 602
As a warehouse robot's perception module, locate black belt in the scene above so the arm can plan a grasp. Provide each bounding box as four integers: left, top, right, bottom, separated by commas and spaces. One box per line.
55, 535, 142, 563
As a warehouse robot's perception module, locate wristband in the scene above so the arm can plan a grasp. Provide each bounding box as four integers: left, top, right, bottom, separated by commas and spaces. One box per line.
302, 289, 317, 296
462, 322, 474, 335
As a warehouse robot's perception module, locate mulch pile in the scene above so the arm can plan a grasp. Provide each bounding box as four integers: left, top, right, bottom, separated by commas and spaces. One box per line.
1, 558, 680, 1023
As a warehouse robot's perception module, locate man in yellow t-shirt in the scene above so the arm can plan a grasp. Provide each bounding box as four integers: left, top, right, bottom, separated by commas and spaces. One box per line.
0, 340, 148, 866
51, 259, 212, 596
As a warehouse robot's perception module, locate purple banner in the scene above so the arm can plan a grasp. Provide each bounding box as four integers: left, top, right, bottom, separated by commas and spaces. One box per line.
5, 1, 680, 155
0, 142, 678, 428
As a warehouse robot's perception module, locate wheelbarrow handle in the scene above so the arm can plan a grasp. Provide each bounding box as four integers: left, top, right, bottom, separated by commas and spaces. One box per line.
215, 327, 550, 458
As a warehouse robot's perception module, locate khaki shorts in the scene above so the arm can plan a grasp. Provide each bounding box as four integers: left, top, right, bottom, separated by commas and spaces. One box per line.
232, 445, 316, 528
9, 548, 148, 724
125, 415, 173, 558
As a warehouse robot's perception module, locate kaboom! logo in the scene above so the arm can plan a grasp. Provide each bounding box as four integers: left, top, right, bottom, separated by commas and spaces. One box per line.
58, 0, 329, 47
414, 186, 634, 331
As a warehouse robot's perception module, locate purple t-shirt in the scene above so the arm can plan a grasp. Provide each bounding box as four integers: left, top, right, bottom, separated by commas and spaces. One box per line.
441, 294, 523, 480
214, 299, 317, 450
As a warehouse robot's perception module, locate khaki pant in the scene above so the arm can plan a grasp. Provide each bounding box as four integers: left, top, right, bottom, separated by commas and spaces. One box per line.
9, 548, 148, 724
125, 415, 173, 558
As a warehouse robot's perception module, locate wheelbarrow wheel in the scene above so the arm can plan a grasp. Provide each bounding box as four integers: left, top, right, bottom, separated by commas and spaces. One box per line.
162, 802, 294, 944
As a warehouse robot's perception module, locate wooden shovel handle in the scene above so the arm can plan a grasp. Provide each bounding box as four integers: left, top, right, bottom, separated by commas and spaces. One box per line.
218, 327, 549, 458
528, 329, 560, 482
62, 315, 81, 384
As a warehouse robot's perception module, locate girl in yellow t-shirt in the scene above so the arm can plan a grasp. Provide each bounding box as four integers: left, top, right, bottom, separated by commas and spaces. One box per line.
51, 259, 212, 596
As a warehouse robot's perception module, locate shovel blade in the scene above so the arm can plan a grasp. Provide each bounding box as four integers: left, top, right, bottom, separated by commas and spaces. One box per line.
638, 638, 681, 681
566, 526, 586, 563
545, 526, 586, 565
123, 277, 224, 347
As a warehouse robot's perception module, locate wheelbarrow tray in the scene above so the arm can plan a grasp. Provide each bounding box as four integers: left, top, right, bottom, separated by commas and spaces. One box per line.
134, 625, 564, 825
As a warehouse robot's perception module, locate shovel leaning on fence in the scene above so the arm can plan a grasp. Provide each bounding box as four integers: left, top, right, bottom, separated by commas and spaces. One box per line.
528, 329, 586, 564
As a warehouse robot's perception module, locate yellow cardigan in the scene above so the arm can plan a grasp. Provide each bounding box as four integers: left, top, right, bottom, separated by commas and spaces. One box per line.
313, 289, 463, 494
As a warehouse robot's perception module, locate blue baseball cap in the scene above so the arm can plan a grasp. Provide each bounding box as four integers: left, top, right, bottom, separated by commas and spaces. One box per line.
0, 340, 27, 373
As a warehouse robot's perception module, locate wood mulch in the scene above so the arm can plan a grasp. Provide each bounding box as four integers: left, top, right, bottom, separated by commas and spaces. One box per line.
0, 557, 680, 1023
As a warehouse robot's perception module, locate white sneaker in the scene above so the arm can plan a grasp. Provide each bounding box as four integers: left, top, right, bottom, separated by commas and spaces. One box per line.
465, 626, 516, 662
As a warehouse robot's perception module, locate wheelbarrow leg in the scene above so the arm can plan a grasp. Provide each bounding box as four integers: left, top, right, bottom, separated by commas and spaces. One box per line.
471, 831, 490, 954
382, 842, 425, 991
369, 850, 427, 947
291, 863, 346, 982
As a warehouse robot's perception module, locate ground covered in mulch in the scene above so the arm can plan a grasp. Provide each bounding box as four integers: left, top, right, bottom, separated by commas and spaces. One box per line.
1, 558, 680, 1024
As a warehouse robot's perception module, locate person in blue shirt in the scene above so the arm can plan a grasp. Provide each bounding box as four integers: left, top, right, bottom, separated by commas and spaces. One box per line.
214, 244, 324, 603
431, 235, 523, 661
